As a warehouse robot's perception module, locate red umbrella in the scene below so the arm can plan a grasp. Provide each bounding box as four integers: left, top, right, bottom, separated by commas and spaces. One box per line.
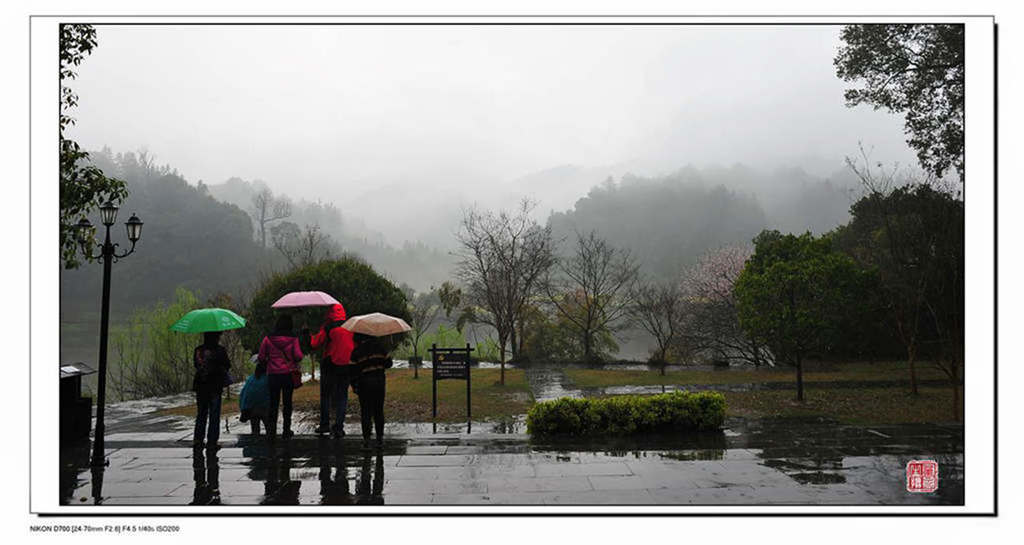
271, 291, 341, 308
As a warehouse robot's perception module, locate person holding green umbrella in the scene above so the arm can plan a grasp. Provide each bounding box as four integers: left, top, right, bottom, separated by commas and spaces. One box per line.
171, 308, 246, 450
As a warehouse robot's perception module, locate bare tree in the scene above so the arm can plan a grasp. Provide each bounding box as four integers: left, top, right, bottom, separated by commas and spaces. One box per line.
454, 199, 554, 384
404, 287, 442, 378
251, 187, 292, 248
629, 281, 686, 375
546, 231, 639, 363
272, 222, 333, 269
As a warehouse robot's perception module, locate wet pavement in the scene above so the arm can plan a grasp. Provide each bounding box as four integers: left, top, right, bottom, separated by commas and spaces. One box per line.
59, 366, 964, 507
60, 414, 963, 506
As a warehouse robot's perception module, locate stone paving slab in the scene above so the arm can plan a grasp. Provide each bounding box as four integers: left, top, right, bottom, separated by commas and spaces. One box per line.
444, 445, 485, 454
484, 476, 594, 493
383, 466, 467, 480
534, 461, 633, 478
432, 493, 548, 505
404, 445, 449, 455
169, 481, 268, 497
94, 496, 194, 506
546, 489, 655, 505
396, 454, 474, 467
388, 479, 489, 496
589, 474, 700, 491
456, 464, 538, 479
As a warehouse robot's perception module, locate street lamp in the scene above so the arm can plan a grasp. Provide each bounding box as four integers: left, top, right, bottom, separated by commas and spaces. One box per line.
75, 202, 143, 467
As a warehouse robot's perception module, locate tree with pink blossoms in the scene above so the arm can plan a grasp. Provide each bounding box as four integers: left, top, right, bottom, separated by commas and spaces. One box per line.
679, 245, 772, 366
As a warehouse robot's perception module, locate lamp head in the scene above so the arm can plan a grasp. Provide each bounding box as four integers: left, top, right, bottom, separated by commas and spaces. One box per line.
125, 213, 143, 243
99, 201, 119, 226
74, 217, 94, 245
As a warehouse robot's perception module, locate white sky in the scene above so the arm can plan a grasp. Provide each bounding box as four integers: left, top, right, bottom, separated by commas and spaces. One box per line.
68, 24, 917, 244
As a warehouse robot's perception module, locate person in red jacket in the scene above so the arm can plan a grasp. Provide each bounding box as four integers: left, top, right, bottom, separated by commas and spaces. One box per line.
310, 303, 355, 438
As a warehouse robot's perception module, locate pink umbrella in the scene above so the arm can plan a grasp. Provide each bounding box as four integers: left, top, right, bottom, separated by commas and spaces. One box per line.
271, 291, 341, 308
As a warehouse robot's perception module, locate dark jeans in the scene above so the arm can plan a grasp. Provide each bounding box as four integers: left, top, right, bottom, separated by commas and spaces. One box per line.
268, 373, 294, 437
193, 386, 222, 447
356, 371, 385, 441
319, 363, 351, 432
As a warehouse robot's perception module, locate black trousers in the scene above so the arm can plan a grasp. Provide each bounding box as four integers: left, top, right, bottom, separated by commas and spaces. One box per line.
319, 362, 351, 431
356, 371, 386, 441
267, 373, 294, 436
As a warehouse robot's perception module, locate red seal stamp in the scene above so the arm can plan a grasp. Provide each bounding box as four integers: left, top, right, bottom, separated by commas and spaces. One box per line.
906, 460, 939, 493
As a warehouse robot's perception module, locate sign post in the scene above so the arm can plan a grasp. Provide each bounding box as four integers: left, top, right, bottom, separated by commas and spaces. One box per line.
429, 343, 473, 434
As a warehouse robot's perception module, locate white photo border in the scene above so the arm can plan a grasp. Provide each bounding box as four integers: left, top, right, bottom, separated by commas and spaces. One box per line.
30, 14, 997, 515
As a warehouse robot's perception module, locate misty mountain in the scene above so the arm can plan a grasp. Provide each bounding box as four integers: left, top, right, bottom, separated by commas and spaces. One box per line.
547, 172, 769, 282
527, 161, 860, 250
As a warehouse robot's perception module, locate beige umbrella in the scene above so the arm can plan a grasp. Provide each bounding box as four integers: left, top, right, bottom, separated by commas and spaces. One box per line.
340, 312, 412, 337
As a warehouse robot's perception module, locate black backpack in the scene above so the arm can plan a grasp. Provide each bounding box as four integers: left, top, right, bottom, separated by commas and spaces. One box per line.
195, 346, 214, 380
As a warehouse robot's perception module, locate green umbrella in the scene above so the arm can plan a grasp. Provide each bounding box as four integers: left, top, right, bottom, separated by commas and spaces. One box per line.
169, 307, 247, 333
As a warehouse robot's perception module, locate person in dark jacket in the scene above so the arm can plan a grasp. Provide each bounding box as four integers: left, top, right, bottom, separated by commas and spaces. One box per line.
193, 331, 231, 450
259, 315, 304, 440
350, 333, 393, 448
310, 303, 355, 438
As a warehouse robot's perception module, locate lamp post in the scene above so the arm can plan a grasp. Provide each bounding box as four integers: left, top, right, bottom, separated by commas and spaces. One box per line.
75, 202, 143, 467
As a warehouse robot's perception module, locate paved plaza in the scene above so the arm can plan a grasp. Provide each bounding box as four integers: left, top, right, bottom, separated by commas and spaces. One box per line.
60, 403, 964, 506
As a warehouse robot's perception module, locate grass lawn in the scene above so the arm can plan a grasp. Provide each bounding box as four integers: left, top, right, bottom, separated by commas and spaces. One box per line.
160, 368, 534, 423
564, 361, 951, 389
722, 386, 963, 425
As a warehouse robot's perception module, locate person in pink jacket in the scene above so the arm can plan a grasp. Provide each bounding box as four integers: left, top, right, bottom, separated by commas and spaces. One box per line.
259, 314, 304, 440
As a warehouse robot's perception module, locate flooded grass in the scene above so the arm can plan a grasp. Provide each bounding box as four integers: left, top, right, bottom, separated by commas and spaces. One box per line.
564, 361, 950, 389
159, 368, 534, 423
723, 386, 963, 425
154, 364, 959, 426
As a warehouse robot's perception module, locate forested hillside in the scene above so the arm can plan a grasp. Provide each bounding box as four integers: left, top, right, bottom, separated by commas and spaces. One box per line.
60, 149, 272, 317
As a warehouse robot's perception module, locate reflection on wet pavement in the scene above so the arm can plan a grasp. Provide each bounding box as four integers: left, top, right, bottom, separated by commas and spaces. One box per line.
60, 415, 963, 506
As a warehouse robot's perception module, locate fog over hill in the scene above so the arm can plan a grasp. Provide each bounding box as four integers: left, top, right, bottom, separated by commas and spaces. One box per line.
67, 25, 918, 249
60, 24, 930, 364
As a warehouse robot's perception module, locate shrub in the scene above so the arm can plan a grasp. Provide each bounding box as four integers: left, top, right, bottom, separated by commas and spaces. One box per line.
245, 256, 409, 350
526, 391, 726, 436
110, 287, 250, 400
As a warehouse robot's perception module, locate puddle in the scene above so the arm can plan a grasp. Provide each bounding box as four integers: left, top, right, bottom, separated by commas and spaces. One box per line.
789, 472, 847, 484
524, 367, 582, 401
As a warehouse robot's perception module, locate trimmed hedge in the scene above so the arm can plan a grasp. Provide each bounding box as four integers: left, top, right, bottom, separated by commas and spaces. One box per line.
526, 391, 726, 436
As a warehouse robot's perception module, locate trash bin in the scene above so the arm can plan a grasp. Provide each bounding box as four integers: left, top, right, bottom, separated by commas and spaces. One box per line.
60, 362, 96, 442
